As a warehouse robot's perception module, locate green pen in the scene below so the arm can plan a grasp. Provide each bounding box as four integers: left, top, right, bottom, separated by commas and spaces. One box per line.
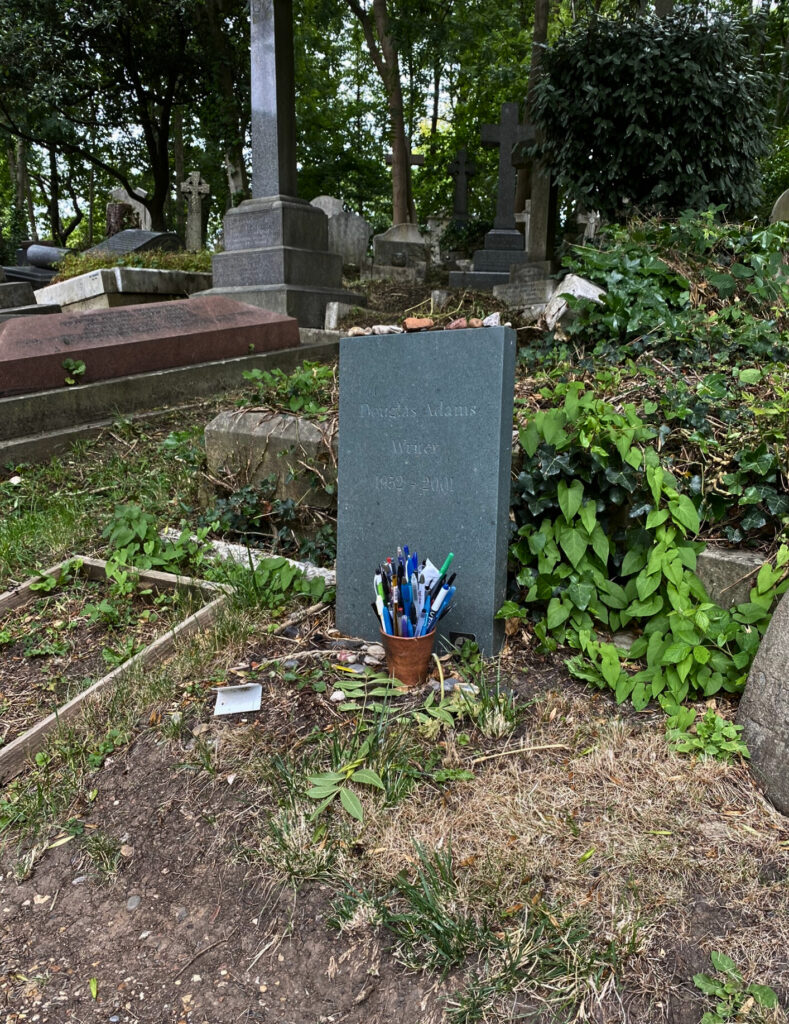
439, 553, 454, 575
429, 552, 455, 601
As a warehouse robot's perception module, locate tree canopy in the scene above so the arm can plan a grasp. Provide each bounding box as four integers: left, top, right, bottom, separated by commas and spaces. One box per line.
530, 9, 771, 219
0, 0, 787, 252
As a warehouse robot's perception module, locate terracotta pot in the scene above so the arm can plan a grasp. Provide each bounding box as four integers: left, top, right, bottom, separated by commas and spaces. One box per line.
380, 628, 436, 688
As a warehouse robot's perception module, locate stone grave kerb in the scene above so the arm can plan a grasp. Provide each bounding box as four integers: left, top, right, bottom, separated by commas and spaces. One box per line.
206, 0, 364, 327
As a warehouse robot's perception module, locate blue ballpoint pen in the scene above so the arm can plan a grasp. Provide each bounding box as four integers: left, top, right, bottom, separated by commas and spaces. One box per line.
418, 594, 432, 635
425, 584, 453, 634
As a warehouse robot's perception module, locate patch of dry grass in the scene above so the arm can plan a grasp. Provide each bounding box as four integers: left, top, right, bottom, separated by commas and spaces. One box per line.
355, 690, 789, 1021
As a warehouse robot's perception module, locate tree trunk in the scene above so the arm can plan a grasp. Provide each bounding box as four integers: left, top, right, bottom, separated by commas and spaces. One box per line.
198, 0, 249, 205
775, 39, 789, 128
347, 0, 415, 224
87, 164, 95, 246
9, 138, 36, 239
430, 61, 441, 139
47, 147, 62, 244
516, 0, 550, 218
173, 110, 186, 239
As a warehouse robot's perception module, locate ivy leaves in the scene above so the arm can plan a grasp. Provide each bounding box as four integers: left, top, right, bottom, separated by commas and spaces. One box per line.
506, 386, 789, 714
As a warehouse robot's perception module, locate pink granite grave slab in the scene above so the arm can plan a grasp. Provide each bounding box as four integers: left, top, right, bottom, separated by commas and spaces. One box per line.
0, 296, 299, 397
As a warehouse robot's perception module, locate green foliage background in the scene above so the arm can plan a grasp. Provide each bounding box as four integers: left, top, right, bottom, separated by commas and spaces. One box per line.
530, 10, 770, 219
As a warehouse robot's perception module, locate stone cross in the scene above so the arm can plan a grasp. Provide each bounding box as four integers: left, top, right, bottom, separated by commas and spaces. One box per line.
449, 147, 476, 223
251, 0, 297, 198
180, 171, 210, 250
481, 103, 531, 232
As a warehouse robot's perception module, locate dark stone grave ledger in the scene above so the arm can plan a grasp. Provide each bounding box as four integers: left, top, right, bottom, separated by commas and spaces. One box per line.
336, 328, 516, 655
0, 298, 298, 397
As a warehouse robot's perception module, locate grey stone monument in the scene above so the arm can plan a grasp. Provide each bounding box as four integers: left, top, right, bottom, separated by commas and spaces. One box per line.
449, 104, 533, 290
309, 197, 371, 270
204, 0, 363, 328
181, 171, 210, 250
372, 222, 429, 281
110, 186, 152, 231
336, 327, 516, 655
737, 589, 789, 814
449, 147, 476, 225
770, 187, 789, 224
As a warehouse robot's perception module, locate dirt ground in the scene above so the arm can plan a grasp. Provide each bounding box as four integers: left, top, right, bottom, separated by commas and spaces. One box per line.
0, 579, 185, 748
1, 634, 787, 1024
0, 731, 445, 1024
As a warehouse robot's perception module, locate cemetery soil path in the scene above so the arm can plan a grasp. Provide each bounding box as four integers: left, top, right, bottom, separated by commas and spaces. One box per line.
0, 731, 444, 1024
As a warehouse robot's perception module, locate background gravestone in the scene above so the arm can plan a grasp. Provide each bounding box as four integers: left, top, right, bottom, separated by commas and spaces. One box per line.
181, 171, 210, 250
88, 229, 182, 256
737, 589, 789, 814
310, 195, 345, 217
448, 103, 532, 290
309, 196, 371, 270
770, 187, 789, 225
205, 0, 363, 327
336, 328, 516, 655
110, 186, 152, 231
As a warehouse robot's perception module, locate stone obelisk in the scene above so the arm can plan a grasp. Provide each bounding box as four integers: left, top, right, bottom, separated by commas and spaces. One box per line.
206, 0, 363, 328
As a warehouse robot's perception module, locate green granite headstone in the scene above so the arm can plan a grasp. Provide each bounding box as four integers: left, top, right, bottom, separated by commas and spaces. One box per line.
336, 327, 516, 655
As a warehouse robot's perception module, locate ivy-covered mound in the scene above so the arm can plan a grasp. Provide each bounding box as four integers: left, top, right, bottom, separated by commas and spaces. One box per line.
503, 211, 789, 723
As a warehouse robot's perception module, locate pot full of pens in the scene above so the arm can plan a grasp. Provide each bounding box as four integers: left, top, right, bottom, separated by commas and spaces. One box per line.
372, 546, 456, 687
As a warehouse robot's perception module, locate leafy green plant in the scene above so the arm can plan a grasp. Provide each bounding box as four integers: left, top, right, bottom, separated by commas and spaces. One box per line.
102, 636, 141, 668
101, 502, 212, 577
62, 358, 86, 386
235, 554, 331, 613
85, 727, 129, 769
24, 633, 69, 658
306, 762, 385, 823
158, 426, 205, 469
556, 212, 789, 368
694, 950, 778, 1023
239, 361, 336, 419
439, 218, 491, 258
29, 559, 83, 593
502, 384, 789, 709
666, 707, 750, 763
529, 12, 769, 218
306, 688, 436, 821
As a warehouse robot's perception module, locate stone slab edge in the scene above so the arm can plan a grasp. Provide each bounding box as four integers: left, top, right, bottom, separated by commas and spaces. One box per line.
36, 268, 213, 306
0, 337, 339, 463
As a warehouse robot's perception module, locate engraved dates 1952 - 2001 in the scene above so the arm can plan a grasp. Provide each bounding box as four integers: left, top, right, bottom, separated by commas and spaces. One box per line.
374, 474, 454, 495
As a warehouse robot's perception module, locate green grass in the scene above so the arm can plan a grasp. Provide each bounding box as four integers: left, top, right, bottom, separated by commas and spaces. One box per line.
0, 413, 207, 588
